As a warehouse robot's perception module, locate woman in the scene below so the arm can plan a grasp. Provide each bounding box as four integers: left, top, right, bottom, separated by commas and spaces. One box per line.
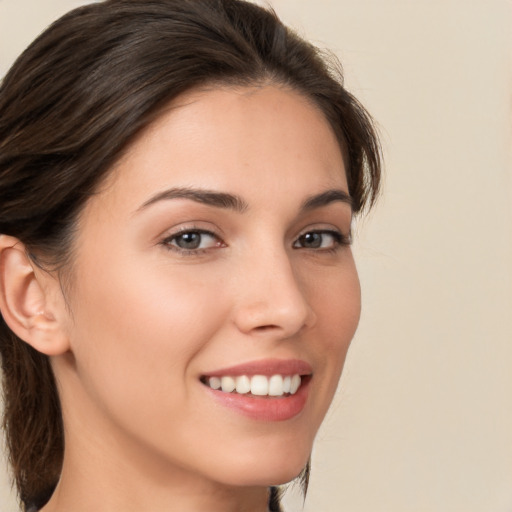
0, 0, 381, 510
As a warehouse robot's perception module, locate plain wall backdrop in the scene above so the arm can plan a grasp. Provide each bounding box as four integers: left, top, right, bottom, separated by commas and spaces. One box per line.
1, 1, 511, 511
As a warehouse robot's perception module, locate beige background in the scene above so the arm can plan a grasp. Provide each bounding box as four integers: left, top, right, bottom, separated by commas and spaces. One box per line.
1, 0, 511, 511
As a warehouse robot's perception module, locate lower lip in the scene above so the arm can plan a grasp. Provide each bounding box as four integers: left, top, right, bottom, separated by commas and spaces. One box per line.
204, 377, 311, 422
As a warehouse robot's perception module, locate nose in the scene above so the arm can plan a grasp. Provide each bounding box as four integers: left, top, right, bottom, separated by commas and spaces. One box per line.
232, 247, 316, 338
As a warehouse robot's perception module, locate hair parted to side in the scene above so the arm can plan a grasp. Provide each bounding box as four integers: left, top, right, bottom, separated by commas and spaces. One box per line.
0, 0, 381, 509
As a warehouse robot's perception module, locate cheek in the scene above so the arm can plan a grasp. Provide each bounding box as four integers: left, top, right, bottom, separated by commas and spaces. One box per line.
66, 257, 229, 416
325, 275, 361, 357
305, 255, 361, 409
309, 253, 361, 347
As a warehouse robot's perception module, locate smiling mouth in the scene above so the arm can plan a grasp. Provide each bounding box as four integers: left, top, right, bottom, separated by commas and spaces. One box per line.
200, 374, 310, 397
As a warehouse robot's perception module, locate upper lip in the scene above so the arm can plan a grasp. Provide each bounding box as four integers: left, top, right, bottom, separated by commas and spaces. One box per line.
202, 358, 312, 377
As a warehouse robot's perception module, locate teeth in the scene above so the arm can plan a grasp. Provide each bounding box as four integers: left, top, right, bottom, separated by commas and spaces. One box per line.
235, 375, 251, 394
268, 375, 283, 396
207, 374, 303, 397
283, 376, 291, 393
221, 376, 236, 393
290, 374, 301, 394
209, 376, 221, 390
251, 375, 269, 396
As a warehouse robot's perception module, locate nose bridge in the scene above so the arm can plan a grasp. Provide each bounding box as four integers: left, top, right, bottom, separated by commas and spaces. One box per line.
233, 240, 315, 337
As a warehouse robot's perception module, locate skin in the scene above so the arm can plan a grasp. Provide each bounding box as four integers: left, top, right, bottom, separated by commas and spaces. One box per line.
36, 85, 361, 511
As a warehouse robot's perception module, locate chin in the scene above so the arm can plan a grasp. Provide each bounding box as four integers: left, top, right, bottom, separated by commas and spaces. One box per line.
265, 463, 308, 487
219, 465, 307, 489
210, 443, 311, 488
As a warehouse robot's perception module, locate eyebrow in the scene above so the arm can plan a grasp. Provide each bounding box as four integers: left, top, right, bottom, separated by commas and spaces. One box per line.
137, 187, 248, 213
137, 187, 352, 214
300, 189, 353, 211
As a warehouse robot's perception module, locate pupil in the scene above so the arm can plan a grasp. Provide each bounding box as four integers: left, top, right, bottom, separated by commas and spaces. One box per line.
178, 232, 201, 249
302, 232, 321, 248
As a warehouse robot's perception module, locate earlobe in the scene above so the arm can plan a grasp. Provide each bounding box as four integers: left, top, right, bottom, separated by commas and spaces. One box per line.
0, 235, 70, 356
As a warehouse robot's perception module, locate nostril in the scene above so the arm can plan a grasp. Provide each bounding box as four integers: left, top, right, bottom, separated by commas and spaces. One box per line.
254, 324, 279, 332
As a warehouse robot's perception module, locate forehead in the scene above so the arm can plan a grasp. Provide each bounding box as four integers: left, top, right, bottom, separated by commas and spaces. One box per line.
95, 85, 348, 212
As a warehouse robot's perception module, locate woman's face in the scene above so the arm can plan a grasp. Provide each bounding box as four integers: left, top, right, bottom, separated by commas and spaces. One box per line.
57, 85, 360, 489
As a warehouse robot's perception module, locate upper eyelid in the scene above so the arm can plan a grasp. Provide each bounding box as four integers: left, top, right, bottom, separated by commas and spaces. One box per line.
159, 223, 224, 241
294, 228, 350, 244
164, 227, 216, 237
158, 223, 350, 247
162, 227, 222, 243
294, 224, 348, 238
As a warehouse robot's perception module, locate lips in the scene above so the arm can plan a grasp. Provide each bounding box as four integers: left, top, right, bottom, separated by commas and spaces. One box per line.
200, 359, 312, 421
203, 358, 312, 377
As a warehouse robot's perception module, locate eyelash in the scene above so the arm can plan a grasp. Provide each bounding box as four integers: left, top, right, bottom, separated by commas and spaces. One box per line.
160, 228, 351, 256
161, 228, 223, 256
293, 230, 351, 253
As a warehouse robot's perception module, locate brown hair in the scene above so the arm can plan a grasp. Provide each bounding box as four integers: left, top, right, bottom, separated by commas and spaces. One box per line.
0, 0, 381, 509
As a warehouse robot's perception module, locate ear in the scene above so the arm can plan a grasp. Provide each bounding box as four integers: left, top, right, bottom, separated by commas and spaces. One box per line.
0, 235, 70, 356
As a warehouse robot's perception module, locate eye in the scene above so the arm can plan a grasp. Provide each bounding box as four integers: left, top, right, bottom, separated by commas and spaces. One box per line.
162, 229, 223, 253
293, 230, 348, 250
